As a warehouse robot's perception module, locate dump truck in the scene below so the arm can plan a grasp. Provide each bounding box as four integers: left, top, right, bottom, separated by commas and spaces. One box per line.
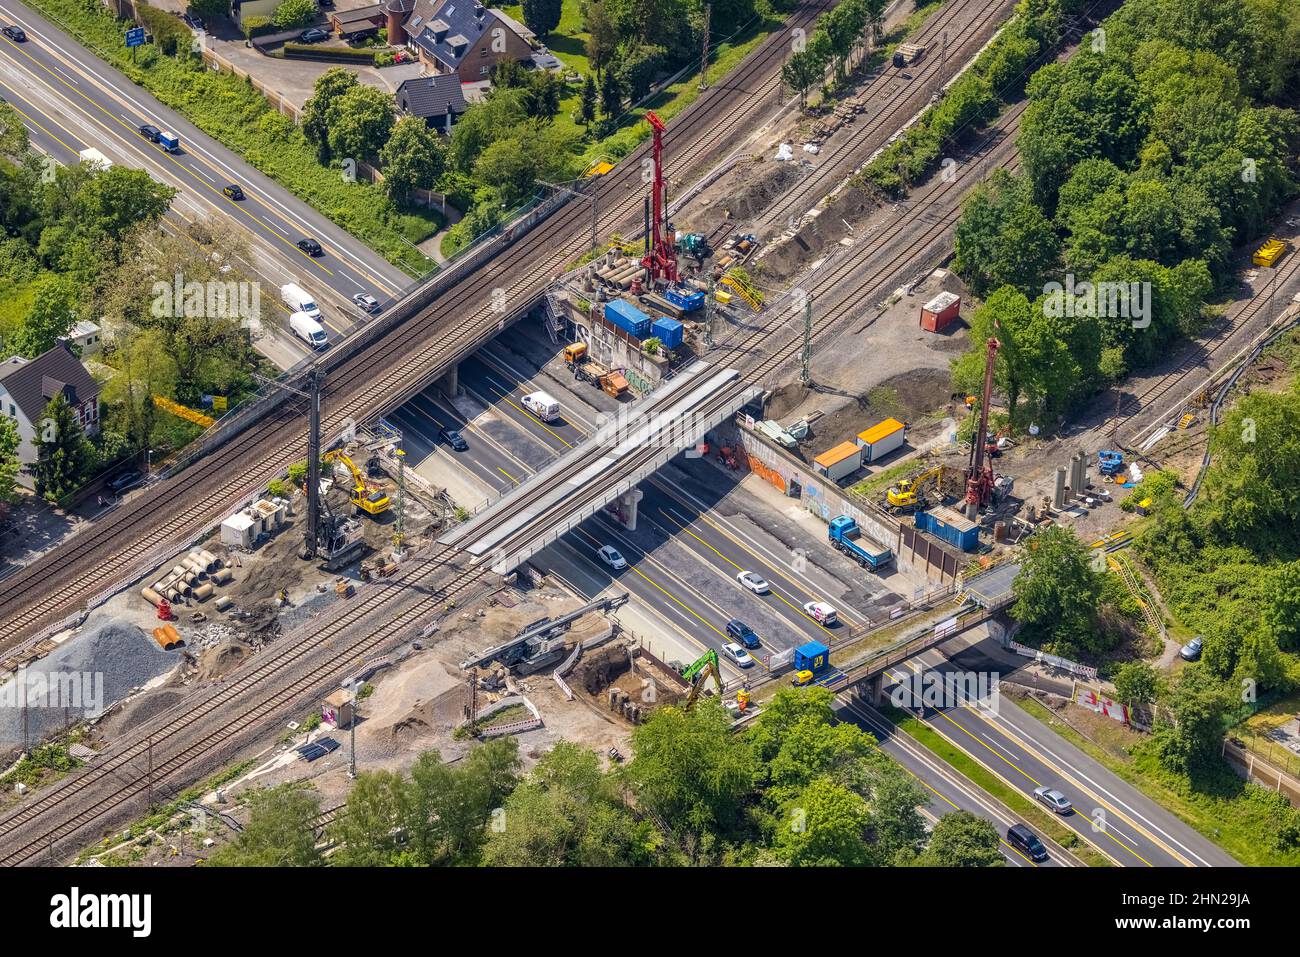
563, 343, 628, 397
827, 515, 893, 571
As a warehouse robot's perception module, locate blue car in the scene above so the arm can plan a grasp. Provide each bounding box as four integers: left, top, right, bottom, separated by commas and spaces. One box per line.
726, 619, 760, 650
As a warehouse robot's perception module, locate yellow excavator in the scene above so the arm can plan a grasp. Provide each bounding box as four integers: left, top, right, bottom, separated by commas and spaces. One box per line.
324, 449, 390, 517
884, 465, 944, 514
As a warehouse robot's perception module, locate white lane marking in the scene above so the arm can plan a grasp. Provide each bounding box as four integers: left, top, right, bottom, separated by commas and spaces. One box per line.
981, 733, 1022, 762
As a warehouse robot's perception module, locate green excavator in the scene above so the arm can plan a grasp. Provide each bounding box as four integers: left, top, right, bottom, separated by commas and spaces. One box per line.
681, 650, 724, 710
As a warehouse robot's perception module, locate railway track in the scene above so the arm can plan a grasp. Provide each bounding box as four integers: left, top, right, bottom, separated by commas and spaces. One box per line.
0, 0, 840, 648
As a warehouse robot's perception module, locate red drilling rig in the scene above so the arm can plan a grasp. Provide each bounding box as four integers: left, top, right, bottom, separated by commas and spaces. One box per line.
640, 110, 678, 286
965, 336, 1001, 519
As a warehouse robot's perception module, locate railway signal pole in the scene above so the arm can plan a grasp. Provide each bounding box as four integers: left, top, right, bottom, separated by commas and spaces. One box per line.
800, 293, 814, 387
305, 369, 323, 559
698, 4, 711, 90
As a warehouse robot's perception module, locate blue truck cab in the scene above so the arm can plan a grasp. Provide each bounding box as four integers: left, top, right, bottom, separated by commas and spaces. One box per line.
827, 515, 893, 571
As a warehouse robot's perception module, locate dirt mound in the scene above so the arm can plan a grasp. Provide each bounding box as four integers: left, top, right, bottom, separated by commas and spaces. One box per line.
688, 158, 809, 231
109, 688, 187, 736
194, 640, 249, 682
575, 645, 630, 695
760, 185, 880, 283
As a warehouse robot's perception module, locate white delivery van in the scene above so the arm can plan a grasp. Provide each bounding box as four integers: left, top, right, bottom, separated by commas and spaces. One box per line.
281, 283, 321, 319
289, 311, 328, 349
78, 147, 112, 170
522, 391, 560, 422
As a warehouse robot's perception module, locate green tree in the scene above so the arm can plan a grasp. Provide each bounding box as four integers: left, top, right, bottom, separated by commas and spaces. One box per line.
626, 699, 755, 842
404, 739, 520, 864
1113, 661, 1161, 710
1265, 561, 1300, 653
953, 170, 1061, 298
578, 74, 598, 128
301, 68, 360, 163
189, 0, 232, 18
273, 0, 318, 29
782, 49, 826, 111
32, 391, 94, 505
773, 778, 873, 866
619, 43, 666, 100
481, 742, 657, 866
599, 67, 625, 126
521, 0, 562, 37
326, 85, 396, 164
1011, 525, 1105, 656
13, 274, 78, 358
0, 416, 19, 504
206, 785, 322, 867
0, 99, 30, 158
1153, 666, 1232, 774
584, 1, 618, 76
916, 811, 1003, 866
328, 769, 410, 866
379, 117, 445, 202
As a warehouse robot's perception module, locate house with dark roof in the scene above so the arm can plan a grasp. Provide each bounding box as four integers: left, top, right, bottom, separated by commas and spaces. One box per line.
385, 0, 534, 83
395, 73, 467, 131
0, 344, 101, 489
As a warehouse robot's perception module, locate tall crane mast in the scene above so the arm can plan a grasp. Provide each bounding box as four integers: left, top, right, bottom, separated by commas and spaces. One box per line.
640, 110, 678, 286
964, 336, 1000, 520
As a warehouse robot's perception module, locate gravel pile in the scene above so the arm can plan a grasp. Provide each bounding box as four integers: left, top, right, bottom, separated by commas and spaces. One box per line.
0, 617, 178, 747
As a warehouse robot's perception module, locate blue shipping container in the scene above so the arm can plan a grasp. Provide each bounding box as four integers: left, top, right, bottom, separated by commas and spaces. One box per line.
605, 299, 651, 339
794, 641, 830, 673
663, 287, 705, 312
651, 316, 683, 349
915, 506, 980, 552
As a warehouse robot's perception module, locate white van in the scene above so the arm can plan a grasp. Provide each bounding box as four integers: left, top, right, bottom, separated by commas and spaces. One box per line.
290, 311, 328, 349
281, 283, 321, 319
522, 391, 560, 422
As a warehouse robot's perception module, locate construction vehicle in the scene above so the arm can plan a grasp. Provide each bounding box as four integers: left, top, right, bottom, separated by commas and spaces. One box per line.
640, 110, 678, 286
884, 465, 944, 513
791, 669, 815, 686
964, 337, 1000, 519
828, 515, 893, 571
678, 231, 710, 263
324, 449, 390, 517
736, 686, 751, 713
681, 649, 724, 711
563, 342, 628, 397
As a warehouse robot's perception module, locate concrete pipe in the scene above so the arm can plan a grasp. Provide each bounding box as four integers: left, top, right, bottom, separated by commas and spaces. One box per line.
199, 550, 220, 572
211, 568, 233, 585
141, 587, 164, 607
193, 583, 215, 601
182, 556, 205, 576
214, 595, 233, 611
170, 565, 188, 580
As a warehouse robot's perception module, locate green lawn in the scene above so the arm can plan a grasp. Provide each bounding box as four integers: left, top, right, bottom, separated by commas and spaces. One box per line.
0, 279, 39, 345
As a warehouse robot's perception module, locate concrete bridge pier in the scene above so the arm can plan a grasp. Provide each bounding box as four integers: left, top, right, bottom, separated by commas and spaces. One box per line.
439, 363, 459, 396
604, 488, 644, 531
849, 673, 885, 709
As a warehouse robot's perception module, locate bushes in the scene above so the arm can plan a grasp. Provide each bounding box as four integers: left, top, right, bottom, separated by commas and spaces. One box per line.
272, 0, 318, 30
282, 43, 378, 64
242, 15, 276, 40
136, 3, 192, 57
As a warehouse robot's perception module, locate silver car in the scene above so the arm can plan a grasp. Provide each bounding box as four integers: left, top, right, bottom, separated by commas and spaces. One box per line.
736, 570, 769, 594
1033, 786, 1072, 815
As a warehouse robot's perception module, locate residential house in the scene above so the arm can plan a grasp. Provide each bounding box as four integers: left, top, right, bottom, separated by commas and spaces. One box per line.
386, 0, 534, 83
0, 344, 101, 490
62, 319, 103, 357
395, 73, 467, 132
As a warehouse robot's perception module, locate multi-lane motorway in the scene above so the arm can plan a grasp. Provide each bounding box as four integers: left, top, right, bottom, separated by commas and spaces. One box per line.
0, 1, 410, 363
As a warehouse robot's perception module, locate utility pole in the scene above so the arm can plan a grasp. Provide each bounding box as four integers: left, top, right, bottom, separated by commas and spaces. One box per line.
347, 683, 359, 779
799, 293, 814, 387
698, 4, 711, 90
304, 368, 323, 560
393, 446, 406, 549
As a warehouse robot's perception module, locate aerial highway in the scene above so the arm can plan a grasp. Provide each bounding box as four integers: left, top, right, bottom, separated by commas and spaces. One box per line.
0, 0, 410, 326
0, 0, 841, 648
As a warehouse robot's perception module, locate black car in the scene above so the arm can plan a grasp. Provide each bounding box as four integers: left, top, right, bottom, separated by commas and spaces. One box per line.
1007, 824, 1049, 863
2, 25, 26, 42
106, 470, 143, 495
439, 428, 468, 452
299, 28, 329, 43
138, 124, 162, 143
223, 184, 245, 200
725, 618, 761, 650
297, 238, 323, 256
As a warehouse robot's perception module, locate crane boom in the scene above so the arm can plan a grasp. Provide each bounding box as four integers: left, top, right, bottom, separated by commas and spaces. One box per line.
965, 337, 1000, 519
640, 110, 678, 285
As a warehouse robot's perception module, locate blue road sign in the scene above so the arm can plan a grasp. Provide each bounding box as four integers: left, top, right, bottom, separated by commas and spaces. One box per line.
125, 26, 145, 48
